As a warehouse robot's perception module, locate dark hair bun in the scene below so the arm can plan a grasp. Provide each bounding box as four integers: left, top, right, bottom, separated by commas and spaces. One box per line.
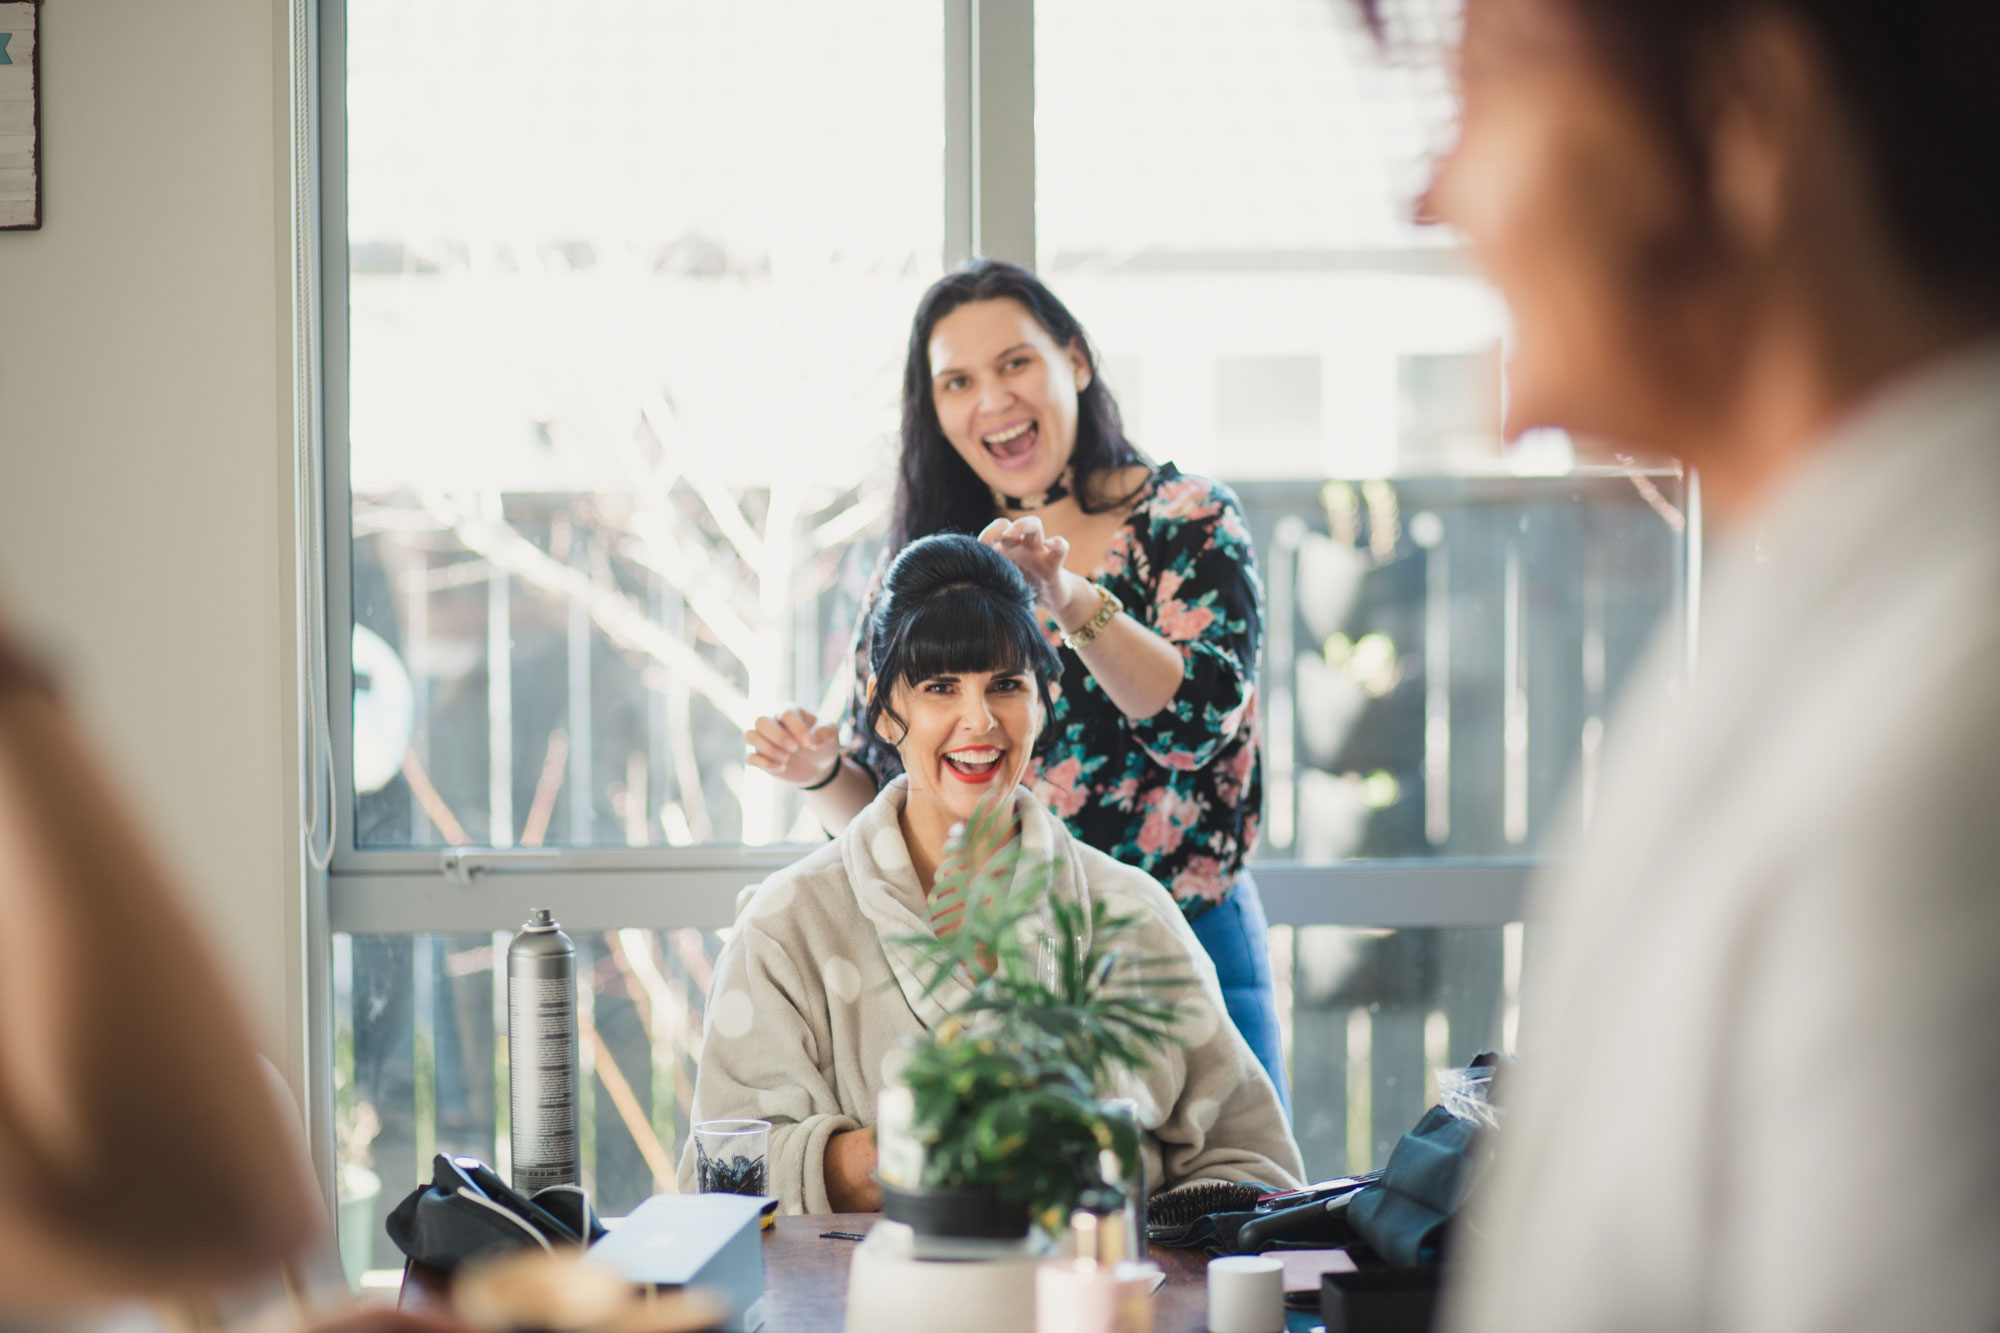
861, 533, 1062, 766
883, 533, 1035, 612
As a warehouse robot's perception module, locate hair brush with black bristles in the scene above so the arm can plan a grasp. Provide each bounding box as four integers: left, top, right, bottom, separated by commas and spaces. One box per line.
1146, 1180, 1268, 1247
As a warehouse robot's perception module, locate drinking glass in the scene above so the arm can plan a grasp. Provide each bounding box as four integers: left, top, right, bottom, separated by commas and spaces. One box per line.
693, 1118, 771, 1196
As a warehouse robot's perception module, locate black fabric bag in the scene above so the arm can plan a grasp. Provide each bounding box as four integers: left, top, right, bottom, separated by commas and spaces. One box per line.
385, 1154, 607, 1274
1346, 1103, 1489, 1268
1321, 1094, 1492, 1333
1151, 1056, 1500, 1267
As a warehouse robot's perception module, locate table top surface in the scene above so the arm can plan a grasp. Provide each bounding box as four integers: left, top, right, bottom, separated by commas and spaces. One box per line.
762, 1214, 1216, 1333
405, 1212, 1222, 1332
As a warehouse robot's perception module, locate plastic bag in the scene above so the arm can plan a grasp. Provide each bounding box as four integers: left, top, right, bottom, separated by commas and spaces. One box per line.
1436, 1057, 1503, 1132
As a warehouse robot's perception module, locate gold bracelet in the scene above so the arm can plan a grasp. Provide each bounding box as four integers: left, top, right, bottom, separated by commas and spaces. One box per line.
1061, 585, 1125, 650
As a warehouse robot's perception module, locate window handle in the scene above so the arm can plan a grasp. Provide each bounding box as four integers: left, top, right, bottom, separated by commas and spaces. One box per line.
439, 849, 562, 884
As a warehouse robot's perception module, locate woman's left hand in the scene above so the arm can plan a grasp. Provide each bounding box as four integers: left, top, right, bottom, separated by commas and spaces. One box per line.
978, 516, 1079, 613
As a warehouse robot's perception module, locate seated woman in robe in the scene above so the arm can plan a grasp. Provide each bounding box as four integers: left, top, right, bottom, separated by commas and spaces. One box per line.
679, 534, 1303, 1213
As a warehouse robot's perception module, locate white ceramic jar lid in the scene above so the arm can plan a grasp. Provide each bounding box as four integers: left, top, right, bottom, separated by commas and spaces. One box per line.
1207, 1254, 1286, 1333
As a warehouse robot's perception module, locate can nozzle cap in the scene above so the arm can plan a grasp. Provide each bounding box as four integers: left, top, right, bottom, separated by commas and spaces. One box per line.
526, 908, 555, 929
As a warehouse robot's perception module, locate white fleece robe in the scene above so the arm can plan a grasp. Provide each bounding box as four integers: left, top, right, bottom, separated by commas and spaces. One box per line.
1444, 341, 2000, 1332
678, 778, 1304, 1213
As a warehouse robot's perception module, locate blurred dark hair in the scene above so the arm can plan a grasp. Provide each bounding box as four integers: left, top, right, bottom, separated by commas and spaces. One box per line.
1356, 0, 2000, 317
891, 259, 1154, 550
861, 533, 1061, 765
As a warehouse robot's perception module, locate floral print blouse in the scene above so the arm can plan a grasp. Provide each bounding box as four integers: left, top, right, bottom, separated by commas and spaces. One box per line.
840, 465, 1264, 919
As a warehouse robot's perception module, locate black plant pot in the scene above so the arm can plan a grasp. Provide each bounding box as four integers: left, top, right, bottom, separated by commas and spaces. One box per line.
879, 1181, 1031, 1240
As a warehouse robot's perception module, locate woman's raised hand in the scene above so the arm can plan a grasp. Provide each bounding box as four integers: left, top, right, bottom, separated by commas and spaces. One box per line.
978, 515, 1073, 611
745, 706, 841, 787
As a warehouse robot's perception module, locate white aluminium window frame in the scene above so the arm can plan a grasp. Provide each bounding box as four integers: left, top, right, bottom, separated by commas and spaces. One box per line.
313, 0, 1588, 948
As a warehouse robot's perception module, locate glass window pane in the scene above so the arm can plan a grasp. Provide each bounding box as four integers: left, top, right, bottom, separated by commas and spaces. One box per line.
334, 927, 728, 1281
336, 921, 1516, 1280
1038, 0, 1689, 860
1277, 923, 1522, 1177
345, 0, 943, 849
1037, 0, 1452, 255
1245, 474, 1687, 860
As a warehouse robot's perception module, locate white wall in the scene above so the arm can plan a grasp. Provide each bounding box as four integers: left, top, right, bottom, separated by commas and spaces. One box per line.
0, 3, 305, 1103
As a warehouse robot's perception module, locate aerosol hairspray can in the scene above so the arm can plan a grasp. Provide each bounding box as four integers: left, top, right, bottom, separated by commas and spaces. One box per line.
508, 908, 579, 1191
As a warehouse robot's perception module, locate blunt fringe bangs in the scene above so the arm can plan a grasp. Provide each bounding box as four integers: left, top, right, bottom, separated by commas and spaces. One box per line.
878, 585, 1057, 694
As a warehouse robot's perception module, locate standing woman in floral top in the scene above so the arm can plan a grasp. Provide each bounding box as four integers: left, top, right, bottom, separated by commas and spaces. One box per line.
746, 260, 1287, 1108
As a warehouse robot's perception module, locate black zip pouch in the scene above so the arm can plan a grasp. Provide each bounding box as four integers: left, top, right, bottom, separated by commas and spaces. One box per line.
385, 1153, 607, 1274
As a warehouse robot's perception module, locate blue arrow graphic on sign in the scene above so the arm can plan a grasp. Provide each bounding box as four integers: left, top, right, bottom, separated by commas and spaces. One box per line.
0, 34, 13, 65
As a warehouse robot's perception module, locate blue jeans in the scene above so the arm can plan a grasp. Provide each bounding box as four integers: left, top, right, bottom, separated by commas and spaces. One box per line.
1189, 874, 1291, 1117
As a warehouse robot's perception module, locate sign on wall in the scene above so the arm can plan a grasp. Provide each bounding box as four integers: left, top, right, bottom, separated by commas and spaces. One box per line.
0, 0, 39, 230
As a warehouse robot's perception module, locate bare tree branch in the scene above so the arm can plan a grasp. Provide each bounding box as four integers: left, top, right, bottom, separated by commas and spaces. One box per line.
811, 491, 887, 550
526, 391, 760, 661
614, 517, 759, 662
636, 391, 767, 568
425, 492, 754, 724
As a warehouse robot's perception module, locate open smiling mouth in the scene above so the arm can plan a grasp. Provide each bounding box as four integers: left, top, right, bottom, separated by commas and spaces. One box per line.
942, 748, 1006, 782
982, 420, 1038, 464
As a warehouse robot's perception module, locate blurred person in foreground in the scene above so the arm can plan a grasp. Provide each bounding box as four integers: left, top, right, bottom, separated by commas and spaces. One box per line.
1356, 0, 2000, 1328
0, 623, 459, 1330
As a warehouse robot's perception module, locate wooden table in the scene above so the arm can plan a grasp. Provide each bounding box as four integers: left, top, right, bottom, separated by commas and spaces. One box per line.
405, 1212, 1219, 1331
761, 1214, 1214, 1333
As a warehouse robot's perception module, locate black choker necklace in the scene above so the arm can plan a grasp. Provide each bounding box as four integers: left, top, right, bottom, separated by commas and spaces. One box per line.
993, 468, 1075, 512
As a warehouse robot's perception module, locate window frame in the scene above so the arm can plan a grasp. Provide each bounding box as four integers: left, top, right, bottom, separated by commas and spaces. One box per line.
312, 0, 1695, 945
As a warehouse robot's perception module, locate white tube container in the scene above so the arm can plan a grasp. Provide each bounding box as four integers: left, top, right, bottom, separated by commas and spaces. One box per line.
1206, 1254, 1285, 1333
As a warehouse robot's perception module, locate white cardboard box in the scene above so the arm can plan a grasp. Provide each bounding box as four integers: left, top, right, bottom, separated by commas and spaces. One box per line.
588, 1193, 769, 1332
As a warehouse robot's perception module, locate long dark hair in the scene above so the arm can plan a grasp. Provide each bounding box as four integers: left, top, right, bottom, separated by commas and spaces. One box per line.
1355, 0, 2000, 318
890, 260, 1154, 550
860, 534, 1061, 771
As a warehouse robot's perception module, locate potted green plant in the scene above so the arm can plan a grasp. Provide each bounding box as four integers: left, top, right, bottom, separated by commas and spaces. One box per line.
878, 795, 1190, 1240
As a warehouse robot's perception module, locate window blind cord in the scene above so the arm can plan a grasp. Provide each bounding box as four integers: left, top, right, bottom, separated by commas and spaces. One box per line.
292, 0, 335, 874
